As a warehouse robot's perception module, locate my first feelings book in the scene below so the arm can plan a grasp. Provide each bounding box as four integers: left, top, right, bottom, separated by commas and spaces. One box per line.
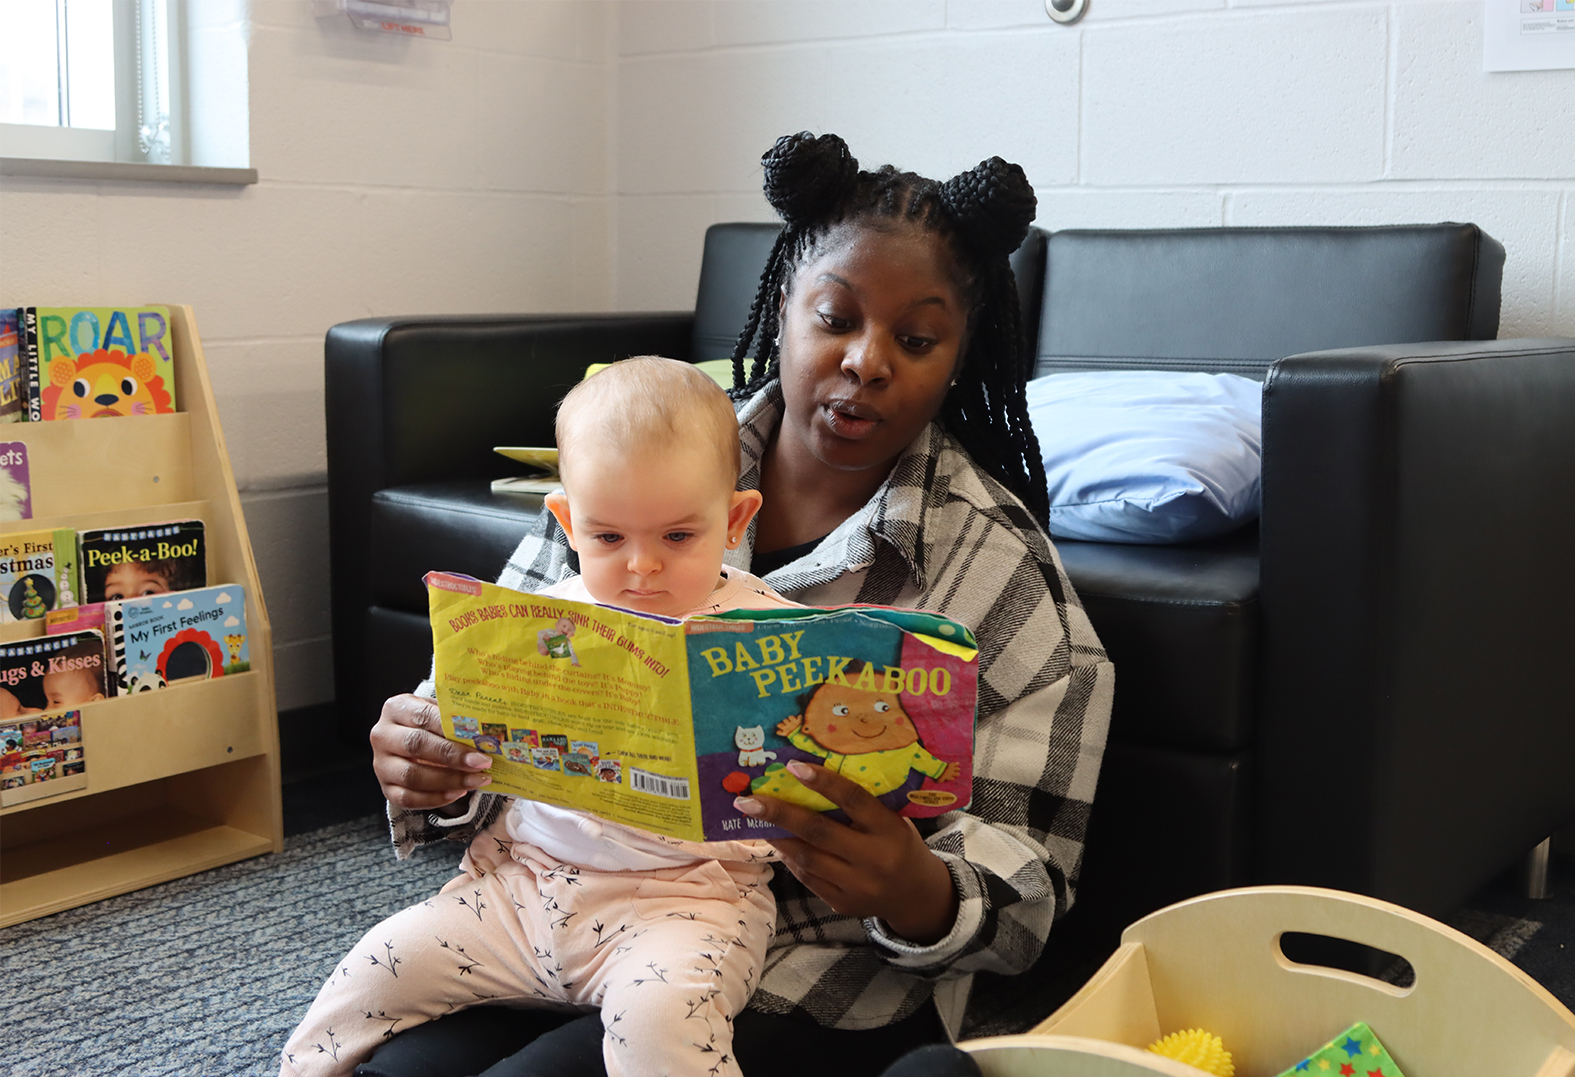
426, 572, 979, 843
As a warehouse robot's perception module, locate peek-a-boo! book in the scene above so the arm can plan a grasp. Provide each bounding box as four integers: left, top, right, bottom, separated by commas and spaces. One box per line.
107, 584, 249, 694
19, 305, 177, 421
426, 571, 979, 843
0, 632, 108, 713
0, 529, 80, 624
78, 519, 206, 604
1, 710, 85, 807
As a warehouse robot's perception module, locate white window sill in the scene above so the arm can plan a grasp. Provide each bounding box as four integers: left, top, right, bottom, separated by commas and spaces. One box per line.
0, 157, 257, 185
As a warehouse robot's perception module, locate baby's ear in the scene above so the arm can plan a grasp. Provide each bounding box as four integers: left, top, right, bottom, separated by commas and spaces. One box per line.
544, 492, 577, 549
727, 489, 764, 542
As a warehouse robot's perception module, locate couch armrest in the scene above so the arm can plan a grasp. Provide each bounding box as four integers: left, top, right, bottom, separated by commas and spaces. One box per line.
1255, 338, 1575, 915
326, 311, 693, 734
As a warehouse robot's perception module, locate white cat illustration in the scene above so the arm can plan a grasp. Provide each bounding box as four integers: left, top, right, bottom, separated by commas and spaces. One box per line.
734, 725, 777, 767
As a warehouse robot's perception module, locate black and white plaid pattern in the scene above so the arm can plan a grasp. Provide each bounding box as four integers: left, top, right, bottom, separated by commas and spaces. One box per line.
392, 382, 1113, 1032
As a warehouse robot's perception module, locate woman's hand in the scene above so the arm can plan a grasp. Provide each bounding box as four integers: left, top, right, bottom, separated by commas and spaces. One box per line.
735, 760, 959, 945
370, 694, 492, 813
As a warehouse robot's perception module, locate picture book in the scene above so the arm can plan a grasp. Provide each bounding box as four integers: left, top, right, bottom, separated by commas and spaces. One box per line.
426, 571, 979, 843
0, 309, 22, 423
0, 631, 109, 713
23, 305, 177, 420
19, 306, 40, 421
0, 441, 30, 521
79, 519, 205, 603
0, 528, 80, 623
46, 602, 105, 637
1, 710, 86, 807
108, 584, 248, 694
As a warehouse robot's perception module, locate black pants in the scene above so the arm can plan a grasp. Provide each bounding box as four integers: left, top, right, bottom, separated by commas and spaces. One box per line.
356, 1003, 952, 1077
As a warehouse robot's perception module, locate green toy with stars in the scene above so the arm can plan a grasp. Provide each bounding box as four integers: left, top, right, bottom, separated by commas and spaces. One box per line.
1274, 1022, 1406, 1077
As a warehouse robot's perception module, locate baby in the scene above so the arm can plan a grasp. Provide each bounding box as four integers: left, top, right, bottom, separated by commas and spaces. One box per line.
101, 558, 179, 601
282, 357, 797, 1077
42, 666, 106, 708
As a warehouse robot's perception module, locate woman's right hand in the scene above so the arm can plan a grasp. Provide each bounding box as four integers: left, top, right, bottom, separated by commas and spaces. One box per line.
369, 694, 492, 812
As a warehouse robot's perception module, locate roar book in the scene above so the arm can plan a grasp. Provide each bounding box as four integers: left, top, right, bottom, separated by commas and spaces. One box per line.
108, 584, 249, 694
22, 305, 177, 420
0, 529, 80, 623
0, 441, 30, 521
426, 571, 979, 843
0, 631, 109, 713
79, 519, 206, 603
1, 710, 86, 807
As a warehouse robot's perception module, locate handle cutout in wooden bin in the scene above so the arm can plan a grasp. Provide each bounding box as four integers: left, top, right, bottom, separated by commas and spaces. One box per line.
1278, 931, 1415, 991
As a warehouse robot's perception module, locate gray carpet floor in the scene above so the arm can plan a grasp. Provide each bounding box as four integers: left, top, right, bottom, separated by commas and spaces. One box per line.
3, 797, 1572, 1076
0, 813, 465, 1077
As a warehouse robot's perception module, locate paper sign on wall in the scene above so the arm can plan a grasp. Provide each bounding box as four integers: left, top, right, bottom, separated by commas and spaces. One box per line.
1484, 0, 1575, 71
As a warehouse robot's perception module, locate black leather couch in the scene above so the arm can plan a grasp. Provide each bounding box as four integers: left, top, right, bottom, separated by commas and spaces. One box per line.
326, 222, 1575, 933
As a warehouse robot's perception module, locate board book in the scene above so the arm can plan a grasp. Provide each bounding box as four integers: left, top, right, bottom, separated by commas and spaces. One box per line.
426, 571, 979, 843
20, 305, 177, 420
0, 528, 80, 623
0, 310, 22, 423
108, 583, 248, 694
1, 710, 85, 807
79, 518, 206, 603
0, 631, 109, 712
0, 440, 30, 522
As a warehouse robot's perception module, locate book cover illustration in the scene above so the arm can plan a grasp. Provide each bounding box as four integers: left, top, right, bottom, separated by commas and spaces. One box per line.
0, 631, 108, 714
27, 305, 176, 420
1, 710, 86, 807
426, 572, 978, 843
109, 584, 248, 694
0, 528, 80, 624
0, 309, 22, 423
79, 519, 205, 603
0, 441, 30, 521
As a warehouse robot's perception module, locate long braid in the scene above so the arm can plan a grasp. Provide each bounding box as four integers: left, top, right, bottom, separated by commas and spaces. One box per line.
735, 134, 1049, 526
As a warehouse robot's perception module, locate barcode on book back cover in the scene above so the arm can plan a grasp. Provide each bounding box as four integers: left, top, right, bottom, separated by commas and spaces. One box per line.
629, 767, 690, 800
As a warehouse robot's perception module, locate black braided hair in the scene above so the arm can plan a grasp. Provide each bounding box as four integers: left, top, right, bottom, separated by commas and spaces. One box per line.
730, 132, 1049, 526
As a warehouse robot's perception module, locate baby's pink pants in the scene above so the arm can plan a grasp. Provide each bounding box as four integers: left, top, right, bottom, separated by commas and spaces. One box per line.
280, 833, 775, 1077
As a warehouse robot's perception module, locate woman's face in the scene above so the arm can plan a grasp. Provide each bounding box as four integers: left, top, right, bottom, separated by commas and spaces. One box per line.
776, 222, 967, 478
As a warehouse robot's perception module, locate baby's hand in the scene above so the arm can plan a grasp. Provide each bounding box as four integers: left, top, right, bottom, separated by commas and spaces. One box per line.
775, 715, 802, 738
939, 761, 961, 783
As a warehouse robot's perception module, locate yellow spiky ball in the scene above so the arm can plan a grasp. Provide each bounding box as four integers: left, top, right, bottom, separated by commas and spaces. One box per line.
1146, 1028, 1235, 1076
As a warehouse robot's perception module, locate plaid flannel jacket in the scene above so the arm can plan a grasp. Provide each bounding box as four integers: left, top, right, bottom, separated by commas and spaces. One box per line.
393, 383, 1114, 1031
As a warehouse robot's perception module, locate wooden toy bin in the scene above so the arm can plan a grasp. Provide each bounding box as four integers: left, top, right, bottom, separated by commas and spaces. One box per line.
960, 886, 1575, 1077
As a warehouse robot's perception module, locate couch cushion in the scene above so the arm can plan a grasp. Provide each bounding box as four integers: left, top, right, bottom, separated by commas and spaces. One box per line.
370, 481, 546, 614
1057, 525, 1259, 752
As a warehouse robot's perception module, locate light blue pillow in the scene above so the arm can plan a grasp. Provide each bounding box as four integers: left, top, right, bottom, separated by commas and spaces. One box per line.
1025, 370, 1263, 544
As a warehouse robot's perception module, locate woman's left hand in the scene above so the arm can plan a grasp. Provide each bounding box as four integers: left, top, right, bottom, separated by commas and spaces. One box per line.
735, 760, 959, 945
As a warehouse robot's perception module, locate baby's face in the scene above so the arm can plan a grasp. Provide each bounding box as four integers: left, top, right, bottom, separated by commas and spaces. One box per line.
103, 561, 172, 600
548, 442, 755, 618
43, 668, 104, 708
801, 680, 918, 755
554, 618, 576, 636
0, 687, 21, 718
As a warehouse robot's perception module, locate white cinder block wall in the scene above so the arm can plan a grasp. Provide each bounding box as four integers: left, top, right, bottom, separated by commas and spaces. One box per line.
0, 0, 614, 713
612, 0, 1574, 344
2, 0, 1569, 718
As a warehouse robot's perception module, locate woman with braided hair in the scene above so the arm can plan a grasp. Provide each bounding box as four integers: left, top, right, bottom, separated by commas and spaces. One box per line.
361, 132, 1114, 1077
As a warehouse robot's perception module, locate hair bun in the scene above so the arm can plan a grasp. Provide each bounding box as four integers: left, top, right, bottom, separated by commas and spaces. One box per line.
939, 157, 1037, 258
761, 132, 859, 225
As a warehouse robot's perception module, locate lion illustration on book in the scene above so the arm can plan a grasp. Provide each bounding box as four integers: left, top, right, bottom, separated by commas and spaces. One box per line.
43, 348, 174, 420
748, 660, 961, 811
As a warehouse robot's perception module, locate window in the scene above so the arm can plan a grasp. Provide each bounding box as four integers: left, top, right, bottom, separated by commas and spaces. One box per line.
0, 0, 249, 174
